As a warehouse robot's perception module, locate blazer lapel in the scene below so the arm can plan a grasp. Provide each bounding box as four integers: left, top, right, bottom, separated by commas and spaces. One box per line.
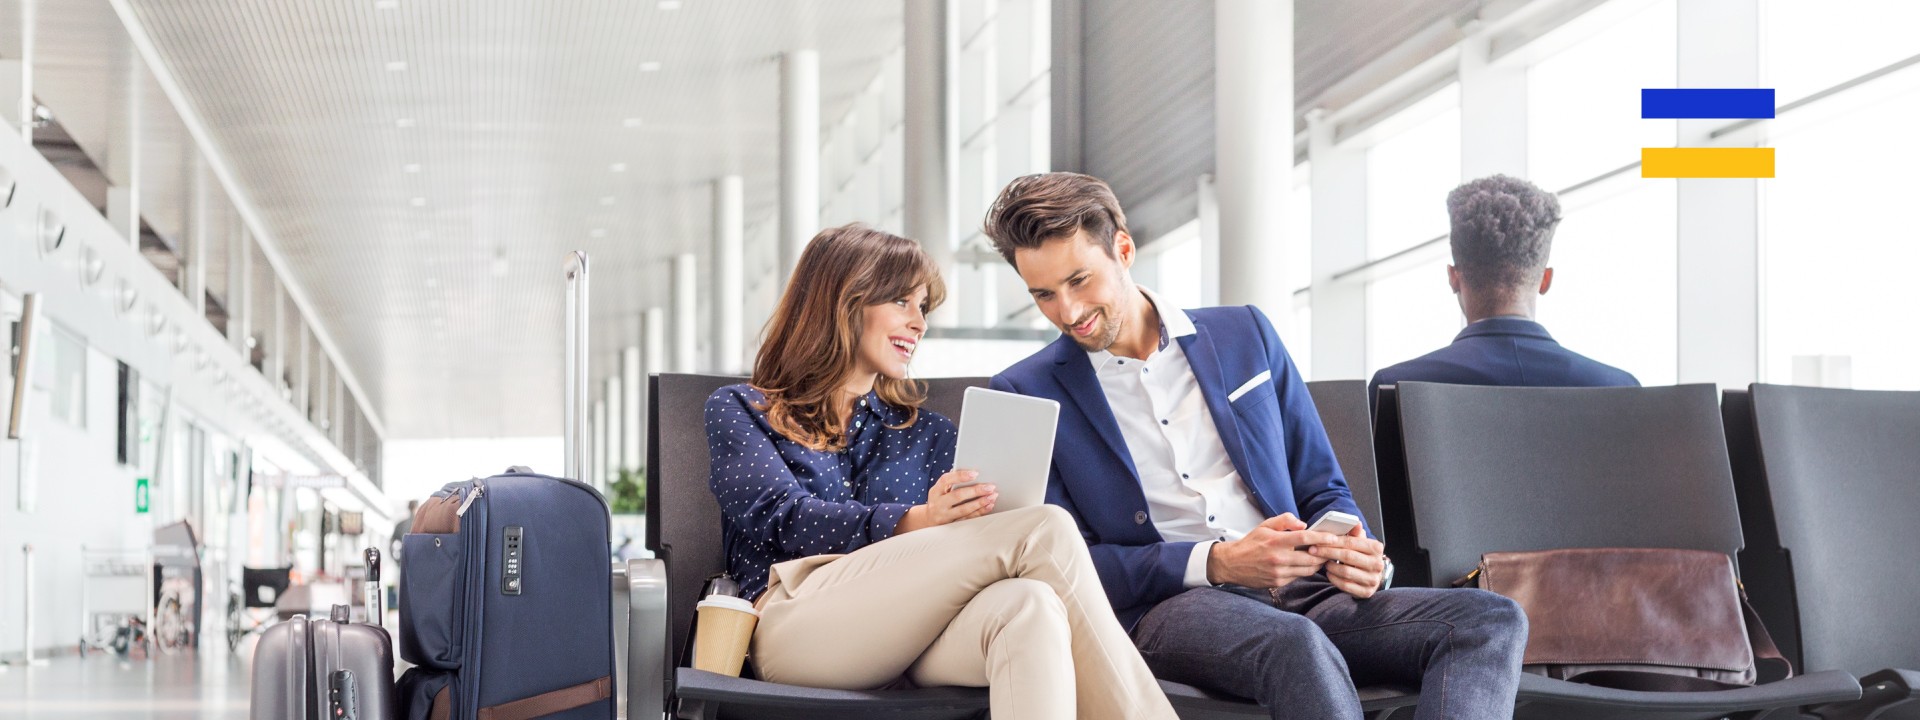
1178, 322, 1257, 486
1049, 339, 1142, 484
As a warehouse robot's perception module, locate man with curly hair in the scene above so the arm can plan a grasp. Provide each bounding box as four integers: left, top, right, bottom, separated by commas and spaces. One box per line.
1369, 175, 1638, 406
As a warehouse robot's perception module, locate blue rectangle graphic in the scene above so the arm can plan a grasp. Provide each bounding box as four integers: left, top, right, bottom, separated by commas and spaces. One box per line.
1642, 89, 1776, 119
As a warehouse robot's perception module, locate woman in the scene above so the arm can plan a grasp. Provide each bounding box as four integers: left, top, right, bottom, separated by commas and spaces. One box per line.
705, 224, 1176, 720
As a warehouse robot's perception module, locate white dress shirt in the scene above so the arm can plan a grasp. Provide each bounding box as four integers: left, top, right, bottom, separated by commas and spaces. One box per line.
1089, 287, 1268, 588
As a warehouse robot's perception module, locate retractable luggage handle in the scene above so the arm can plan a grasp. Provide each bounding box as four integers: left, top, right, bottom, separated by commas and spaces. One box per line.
363, 548, 382, 629
564, 251, 591, 483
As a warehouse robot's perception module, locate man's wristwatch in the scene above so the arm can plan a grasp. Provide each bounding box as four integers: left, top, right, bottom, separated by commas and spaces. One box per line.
1377, 557, 1395, 591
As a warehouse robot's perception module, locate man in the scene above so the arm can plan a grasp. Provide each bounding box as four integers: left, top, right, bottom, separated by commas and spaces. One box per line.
1369, 174, 1637, 407
985, 172, 1526, 720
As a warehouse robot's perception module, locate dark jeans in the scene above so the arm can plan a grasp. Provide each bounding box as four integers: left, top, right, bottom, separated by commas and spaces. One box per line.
1131, 578, 1527, 720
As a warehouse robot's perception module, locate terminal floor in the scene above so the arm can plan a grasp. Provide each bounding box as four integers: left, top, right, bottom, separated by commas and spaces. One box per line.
0, 651, 248, 719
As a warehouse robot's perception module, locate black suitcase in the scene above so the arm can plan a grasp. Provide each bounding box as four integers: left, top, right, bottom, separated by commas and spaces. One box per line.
251, 549, 395, 720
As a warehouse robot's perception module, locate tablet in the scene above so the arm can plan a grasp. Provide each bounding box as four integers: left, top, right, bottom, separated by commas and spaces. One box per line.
951, 386, 1060, 514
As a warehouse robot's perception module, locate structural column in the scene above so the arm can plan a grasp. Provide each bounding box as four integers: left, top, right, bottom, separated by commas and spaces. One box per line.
640, 307, 667, 465
603, 376, 622, 473
712, 176, 745, 373
1214, 0, 1294, 326
186, 157, 210, 315
1307, 110, 1370, 380
779, 50, 821, 288
904, 0, 959, 326
229, 228, 251, 357
673, 254, 698, 373
1675, 0, 1762, 387
106, 52, 145, 246
1458, 32, 1529, 179
1, 0, 36, 142
271, 281, 287, 393
621, 347, 641, 469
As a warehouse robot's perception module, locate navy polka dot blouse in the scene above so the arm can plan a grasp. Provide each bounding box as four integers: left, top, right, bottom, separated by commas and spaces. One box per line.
705, 383, 957, 601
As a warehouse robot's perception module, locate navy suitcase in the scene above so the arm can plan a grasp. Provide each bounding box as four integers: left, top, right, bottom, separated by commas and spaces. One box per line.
397, 471, 616, 720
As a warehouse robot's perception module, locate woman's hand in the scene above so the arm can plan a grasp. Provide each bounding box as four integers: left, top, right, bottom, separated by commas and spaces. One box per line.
895, 469, 998, 533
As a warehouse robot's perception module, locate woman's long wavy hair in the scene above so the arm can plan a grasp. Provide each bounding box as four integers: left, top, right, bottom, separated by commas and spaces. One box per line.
752, 224, 947, 452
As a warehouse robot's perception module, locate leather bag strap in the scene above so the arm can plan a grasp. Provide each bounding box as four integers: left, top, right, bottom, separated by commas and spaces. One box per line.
476, 676, 612, 720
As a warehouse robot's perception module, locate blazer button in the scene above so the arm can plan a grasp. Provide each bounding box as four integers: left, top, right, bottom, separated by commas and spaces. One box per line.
1134, 511, 1148, 525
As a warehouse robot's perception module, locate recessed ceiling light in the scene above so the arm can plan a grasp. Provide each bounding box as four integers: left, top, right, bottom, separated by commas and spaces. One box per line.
622, 117, 644, 128
599, 196, 616, 206
639, 61, 663, 72
658, 0, 683, 9
589, 228, 608, 238
385, 60, 408, 72
403, 163, 421, 173
609, 162, 627, 173
410, 197, 427, 207
395, 118, 416, 128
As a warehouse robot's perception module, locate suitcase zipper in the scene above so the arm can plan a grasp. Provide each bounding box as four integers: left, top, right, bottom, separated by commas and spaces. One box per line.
455, 484, 483, 517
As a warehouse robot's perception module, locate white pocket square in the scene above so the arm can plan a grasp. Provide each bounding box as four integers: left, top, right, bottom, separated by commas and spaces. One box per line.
1228, 370, 1273, 402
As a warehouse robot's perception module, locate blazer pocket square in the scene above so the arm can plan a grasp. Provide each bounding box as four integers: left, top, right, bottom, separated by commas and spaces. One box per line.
1228, 370, 1273, 402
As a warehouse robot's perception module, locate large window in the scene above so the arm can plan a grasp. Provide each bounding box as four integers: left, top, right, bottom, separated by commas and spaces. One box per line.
1761, 60, 1920, 390
1536, 178, 1678, 385
1366, 259, 1458, 375
1363, 85, 1462, 375
1365, 85, 1460, 259
1764, 0, 1920, 105
1528, 0, 1677, 192
48, 322, 88, 428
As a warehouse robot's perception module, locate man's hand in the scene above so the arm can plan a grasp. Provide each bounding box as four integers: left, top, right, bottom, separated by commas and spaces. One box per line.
896, 470, 997, 533
1204, 513, 1340, 588
1308, 523, 1388, 599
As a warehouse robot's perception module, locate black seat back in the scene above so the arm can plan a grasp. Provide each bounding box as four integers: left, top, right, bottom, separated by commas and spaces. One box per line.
646, 374, 988, 668
1395, 382, 1745, 585
1742, 384, 1920, 676
1306, 380, 1386, 540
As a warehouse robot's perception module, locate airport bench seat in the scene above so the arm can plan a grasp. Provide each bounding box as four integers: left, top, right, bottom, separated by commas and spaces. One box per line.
639, 373, 1419, 719
1376, 382, 1864, 720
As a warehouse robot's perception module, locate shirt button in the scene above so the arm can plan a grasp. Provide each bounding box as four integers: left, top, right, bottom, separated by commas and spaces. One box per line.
1208, 515, 1216, 522
1181, 473, 1190, 479
1134, 511, 1148, 525
1160, 419, 1169, 425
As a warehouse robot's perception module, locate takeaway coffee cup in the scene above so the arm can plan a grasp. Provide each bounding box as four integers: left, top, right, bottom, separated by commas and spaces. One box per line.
692, 594, 759, 677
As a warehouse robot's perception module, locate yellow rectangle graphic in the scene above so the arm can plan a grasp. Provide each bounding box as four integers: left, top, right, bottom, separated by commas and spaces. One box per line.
1641, 147, 1775, 178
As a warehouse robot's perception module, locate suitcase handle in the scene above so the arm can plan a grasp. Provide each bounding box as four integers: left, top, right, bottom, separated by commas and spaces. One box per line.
364, 548, 382, 628
563, 251, 590, 483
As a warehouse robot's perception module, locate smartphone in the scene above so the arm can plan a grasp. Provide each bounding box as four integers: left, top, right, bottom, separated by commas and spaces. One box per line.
1306, 511, 1362, 537
1295, 511, 1363, 552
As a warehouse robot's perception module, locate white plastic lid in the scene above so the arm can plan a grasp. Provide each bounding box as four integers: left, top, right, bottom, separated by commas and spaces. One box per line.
697, 594, 758, 616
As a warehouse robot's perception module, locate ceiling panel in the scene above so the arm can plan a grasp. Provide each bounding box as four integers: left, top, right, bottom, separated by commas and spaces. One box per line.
113, 0, 901, 438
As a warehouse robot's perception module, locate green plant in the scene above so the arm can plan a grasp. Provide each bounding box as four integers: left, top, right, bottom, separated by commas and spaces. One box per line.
610, 467, 647, 515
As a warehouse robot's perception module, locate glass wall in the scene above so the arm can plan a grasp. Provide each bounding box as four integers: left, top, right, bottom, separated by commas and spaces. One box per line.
1760, 41, 1920, 389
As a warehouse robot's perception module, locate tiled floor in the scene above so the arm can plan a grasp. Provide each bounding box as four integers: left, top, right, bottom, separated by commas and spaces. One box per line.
0, 651, 250, 719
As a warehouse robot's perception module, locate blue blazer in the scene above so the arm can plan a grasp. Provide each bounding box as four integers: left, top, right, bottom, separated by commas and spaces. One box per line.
990, 305, 1364, 628
1368, 317, 1639, 408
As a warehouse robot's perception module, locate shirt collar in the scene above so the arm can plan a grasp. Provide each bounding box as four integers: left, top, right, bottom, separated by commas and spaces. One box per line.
1086, 286, 1195, 371
1454, 316, 1554, 343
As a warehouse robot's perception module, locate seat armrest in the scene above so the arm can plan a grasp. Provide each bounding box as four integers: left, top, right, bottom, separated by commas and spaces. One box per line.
1813, 668, 1920, 720
628, 558, 669, 720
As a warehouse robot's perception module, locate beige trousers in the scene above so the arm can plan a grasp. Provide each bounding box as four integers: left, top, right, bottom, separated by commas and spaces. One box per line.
750, 505, 1177, 720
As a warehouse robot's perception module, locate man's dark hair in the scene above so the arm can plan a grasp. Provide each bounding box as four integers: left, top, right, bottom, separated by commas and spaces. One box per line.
1448, 174, 1562, 295
982, 172, 1130, 267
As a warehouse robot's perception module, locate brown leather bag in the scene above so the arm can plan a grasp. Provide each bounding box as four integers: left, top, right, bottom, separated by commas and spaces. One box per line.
1456, 547, 1792, 691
